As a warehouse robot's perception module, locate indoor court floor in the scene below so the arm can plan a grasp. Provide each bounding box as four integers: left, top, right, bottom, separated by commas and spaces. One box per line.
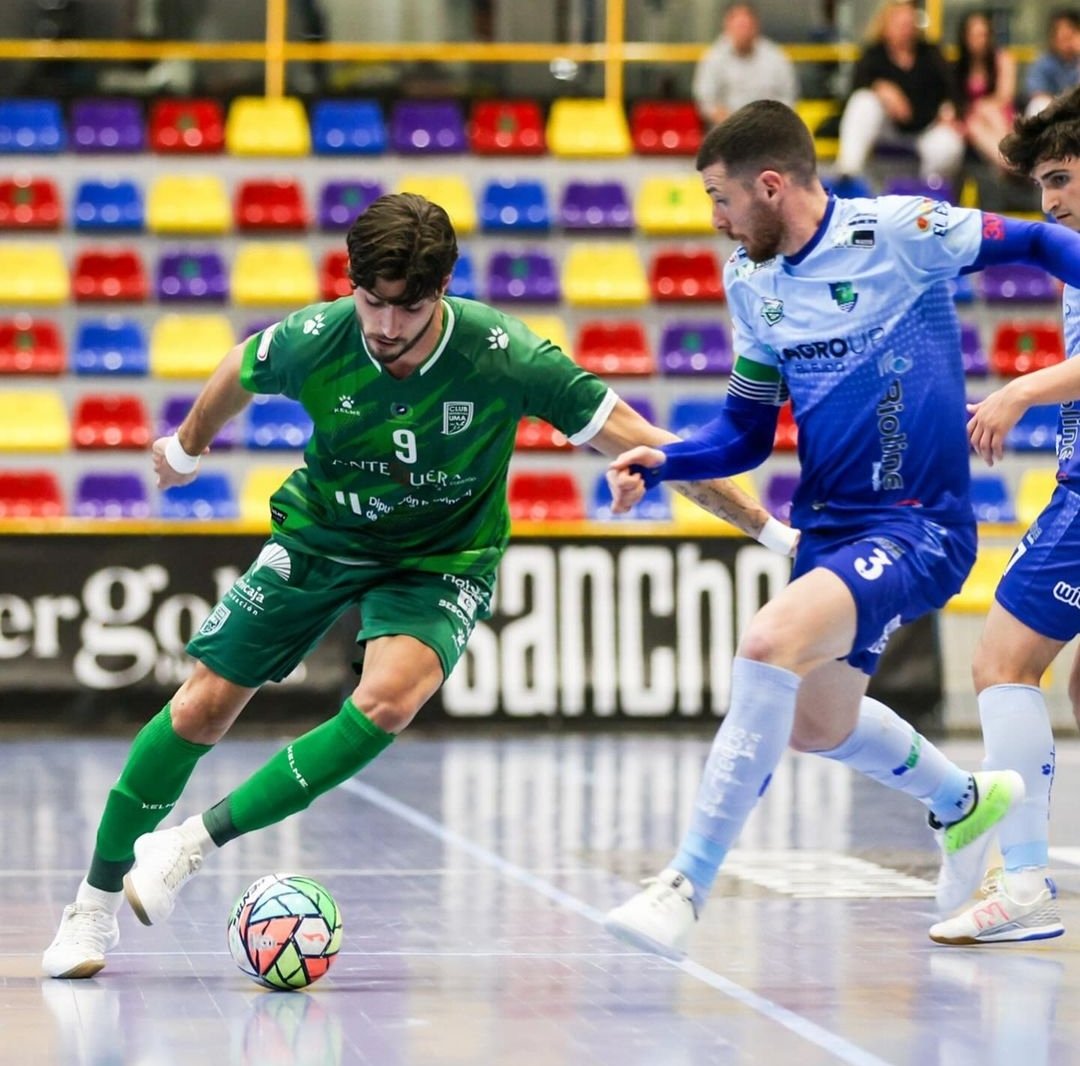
3, 730, 1080, 1065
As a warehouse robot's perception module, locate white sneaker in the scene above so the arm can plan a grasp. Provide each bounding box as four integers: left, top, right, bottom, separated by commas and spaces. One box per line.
123, 826, 203, 926
929, 867, 1064, 945
932, 769, 1025, 915
42, 903, 120, 979
604, 868, 697, 958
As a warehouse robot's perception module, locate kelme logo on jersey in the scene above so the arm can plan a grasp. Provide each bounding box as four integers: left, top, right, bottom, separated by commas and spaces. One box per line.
334, 395, 364, 417
760, 298, 784, 326
829, 282, 858, 312
487, 327, 509, 350
442, 401, 474, 435
303, 312, 326, 336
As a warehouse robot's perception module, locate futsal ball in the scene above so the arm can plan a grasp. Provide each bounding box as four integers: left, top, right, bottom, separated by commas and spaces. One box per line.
227, 873, 343, 990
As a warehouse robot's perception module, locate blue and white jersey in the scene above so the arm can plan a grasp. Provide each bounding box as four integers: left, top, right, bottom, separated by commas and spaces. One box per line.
1058, 284, 1080, 486
726, 194, 984, 530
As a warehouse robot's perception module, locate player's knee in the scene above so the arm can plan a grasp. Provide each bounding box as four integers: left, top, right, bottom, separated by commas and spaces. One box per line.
170, 665, 253, 743
737, 626, 788, 669
351, 685, 420, 734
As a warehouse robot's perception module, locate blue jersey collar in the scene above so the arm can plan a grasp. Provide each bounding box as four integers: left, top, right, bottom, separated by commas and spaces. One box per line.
784, 195, 836, 268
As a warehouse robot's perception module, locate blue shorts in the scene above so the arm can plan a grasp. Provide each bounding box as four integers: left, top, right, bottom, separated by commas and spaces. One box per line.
996, 483, 1080, 642
791, 514, 977, 675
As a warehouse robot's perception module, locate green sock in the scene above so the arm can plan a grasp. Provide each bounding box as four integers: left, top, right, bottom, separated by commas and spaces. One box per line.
87, 705, 213, 892
203, 698, 393, 846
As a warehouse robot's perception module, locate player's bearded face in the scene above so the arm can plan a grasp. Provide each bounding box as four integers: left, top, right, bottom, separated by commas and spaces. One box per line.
740, 197, 784, 262
702, 163, 783, 263
354, 279, 443, 364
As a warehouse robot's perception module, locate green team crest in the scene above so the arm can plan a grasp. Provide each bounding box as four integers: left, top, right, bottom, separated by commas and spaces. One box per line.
829, 281, 858, 312
442, 401, 474, 435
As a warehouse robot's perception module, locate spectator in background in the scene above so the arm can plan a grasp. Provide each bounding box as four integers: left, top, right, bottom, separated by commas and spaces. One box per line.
952, 10, 1017, 170
692, 2, 798, 126
1024, 9, 1080, 117
834, 0, 964, 188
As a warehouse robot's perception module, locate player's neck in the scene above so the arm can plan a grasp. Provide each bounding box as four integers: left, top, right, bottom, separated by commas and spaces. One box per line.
779, 185, 829, 257
384, 300, 445, 380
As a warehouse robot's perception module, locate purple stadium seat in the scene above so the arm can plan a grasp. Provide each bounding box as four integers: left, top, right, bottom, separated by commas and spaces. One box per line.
74, 471, 150, 518
764, 472, 800, 523
487, 250, 559, 303
960, 322, 988, 376
980, 264, 1058, 303
71, 99, 145, 152
156, 250, 228, 301
159, 395, 238, 449
390, 100, 466, 153
658, 321, 732, 375
318, 179, 384, 230
622, 395, 657, 426
559, 181, 633, 230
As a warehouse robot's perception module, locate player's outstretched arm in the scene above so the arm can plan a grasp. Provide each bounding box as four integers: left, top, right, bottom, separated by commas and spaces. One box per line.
153, 343, 253, 488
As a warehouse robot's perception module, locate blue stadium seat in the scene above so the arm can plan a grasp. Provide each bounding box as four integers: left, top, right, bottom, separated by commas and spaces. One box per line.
1006, 404, 1058, 451
669, 397, 724, 437
970, 473, 1015, 523
622, 394, 658, 427
73, 179, 144, 231
591, 472, 671, 521
311, 99, 387, 154
73, 317, 148, 375
159, 472, 237, 519
479, 179, 550, 232
246, 396, 313, 449
0, 99, 65, 152
448, 249, 477, 299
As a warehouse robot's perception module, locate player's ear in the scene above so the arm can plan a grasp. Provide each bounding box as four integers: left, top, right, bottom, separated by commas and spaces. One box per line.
760, 170, 783, 198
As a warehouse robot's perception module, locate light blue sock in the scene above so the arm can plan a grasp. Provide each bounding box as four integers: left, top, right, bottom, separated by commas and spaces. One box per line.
813, 697, 975, 823
980, 684, 1054, 870
671, 657, 799, 902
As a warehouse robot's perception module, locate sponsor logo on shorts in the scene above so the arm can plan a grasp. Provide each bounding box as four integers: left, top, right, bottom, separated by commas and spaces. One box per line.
1053, 581, 1080, 609
254, 543, 292, 582
198, 602, 231, 636
869, 613, 902, 654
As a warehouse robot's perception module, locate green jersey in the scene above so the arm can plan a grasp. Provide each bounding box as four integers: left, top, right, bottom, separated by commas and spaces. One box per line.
239, 295, 614, 575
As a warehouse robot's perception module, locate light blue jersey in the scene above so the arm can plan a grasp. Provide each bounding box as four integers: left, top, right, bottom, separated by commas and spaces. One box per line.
1058, 285, 1080, 485
726, 194, 984, 531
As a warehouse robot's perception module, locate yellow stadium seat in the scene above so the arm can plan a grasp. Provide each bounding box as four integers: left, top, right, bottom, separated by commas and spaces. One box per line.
225, 96, 311, 156
232, 243, 318, 307
547, 100, 631, 157
636, 176, 712, 235
0, 389, 69, 451
396, 175, 476, 235
0, 243, 68, 304
1016, 468, 1058, 526
671, 473, 758, 534
794, 98, 840, 160
945, 546, 1014, 614
517, 314, 572, 357
146, 175, 230, 234
240, 465, 299, 525
151, 314, 236, 378
563, 243, 648, 306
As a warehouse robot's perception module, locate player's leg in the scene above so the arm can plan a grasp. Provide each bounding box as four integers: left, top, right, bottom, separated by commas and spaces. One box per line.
835, 88, 889, 178
913, 120, 966, 183
1068, 643, 1080, 733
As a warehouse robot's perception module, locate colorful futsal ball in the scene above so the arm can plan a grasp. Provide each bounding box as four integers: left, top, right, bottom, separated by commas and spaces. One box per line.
227, 873, 342, 990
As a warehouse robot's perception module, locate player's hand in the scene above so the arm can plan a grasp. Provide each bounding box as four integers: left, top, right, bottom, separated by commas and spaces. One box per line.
152, 435, 208, 489
606, 445, 665, 514
967, 386, 1026, 466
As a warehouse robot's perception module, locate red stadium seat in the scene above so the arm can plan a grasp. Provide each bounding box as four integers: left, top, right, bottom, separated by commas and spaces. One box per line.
0, 175, 61, 228
469, 100, 546, 155
0, 314, 64, 374
320, 250, 351, 301
649, 249, 724, 302
990, 321, 1065, 377
72, 393, 151, 449
515, 416, 572, 451
149, 99, 225, 153
774, 402, 798, 452
72, 248, 147, 302
630, 101, 703, 156
508, 471, 585, 520
575, 320, 653, 375
235, 178, 309, 231
0, 469, 63, 517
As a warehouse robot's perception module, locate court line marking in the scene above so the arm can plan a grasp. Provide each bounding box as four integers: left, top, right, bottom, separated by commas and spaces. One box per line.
340, 778, 894, 1066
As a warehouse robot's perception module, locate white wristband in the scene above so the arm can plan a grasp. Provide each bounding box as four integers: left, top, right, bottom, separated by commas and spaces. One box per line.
758, 515, 799, 557
164, 434, 201, 475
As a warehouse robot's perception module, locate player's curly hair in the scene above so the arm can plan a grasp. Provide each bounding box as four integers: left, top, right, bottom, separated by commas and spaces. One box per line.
346, 192, 459, 305
999, 85, 1080, 176
696, 100, 817, 187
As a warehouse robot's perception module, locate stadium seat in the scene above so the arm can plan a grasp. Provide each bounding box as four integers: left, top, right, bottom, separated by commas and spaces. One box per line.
636, 176, 712, 235
763, 471, 800, 523
946, 547, 1013, 614
311, 99, 386, 154
156, 249, 228, 302
991, 321, 1064, 376
794, 98, 840, 159
669, 397, 725, 437
147, 175, 230, 234
948, 273, 975, 303
822, 174, 873, 199
246, 395, 313, 449
649, 249, 724, 301
515, 314, 571, 357
0, 469, 63, 517
969, 472, 1015, 523
774, 401, 798, 451
159, 472, 238, 519
981, 264, 1058, 303
882, 176, 953, 200
630, 100, 702, 156
235, 178, 308, 231
515, 416, 572, 451
508, 471, 585, 521
0, 315, 64, 374
73, 317, 147, 376
232, 244, 318, 307
449, 249, 477, 299
148, 98, 225, 153
658, 321, 732, 375
0, 175, 61, 228
396, 175, 476, 234
0, 243, 68, 303
320, 250, 350, 301
318, 179, 383, 230
0, 99, 65, 153
71, 99, 144, 152
73, 178, 143, 231
480, 179, 550, 232
563, 244, 648, 306
469, 100, 546, 155
391, 100, 467, 153
575, 321, 652, 376
559, 180, 633, 231
0, 389, 68, 450
73, 471, 150, 518
240, 465, 298, 523
158, 394, 239, 449
547, 100, 631, 157
225, 96, 311, 156
151, 314, 234, 378
619, 394, 657, 426
487, 250, 559, 303
72, 393, 151, 449
1006, 403, 1058, 451
960, 321, 988, 376
592, 473, 671, 521
1016, 468, 1057, 526
72, 248, 146, 302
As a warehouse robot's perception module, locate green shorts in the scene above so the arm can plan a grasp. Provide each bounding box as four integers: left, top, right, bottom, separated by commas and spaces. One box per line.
186, 539, 495, 688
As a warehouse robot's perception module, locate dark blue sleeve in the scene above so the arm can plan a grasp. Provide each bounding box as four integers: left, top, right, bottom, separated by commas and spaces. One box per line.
637, 394, 778, 488
966, 214, 1080, 286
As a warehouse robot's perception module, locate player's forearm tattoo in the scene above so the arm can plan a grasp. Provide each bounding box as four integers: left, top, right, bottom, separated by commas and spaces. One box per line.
671, 480, 767, 538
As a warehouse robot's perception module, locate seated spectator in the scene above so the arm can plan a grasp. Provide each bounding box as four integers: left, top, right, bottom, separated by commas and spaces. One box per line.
1024, 9, 1080, 117
835, 0, 964, 186
952, 10, 1017, 170
692, 2, 798, 126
